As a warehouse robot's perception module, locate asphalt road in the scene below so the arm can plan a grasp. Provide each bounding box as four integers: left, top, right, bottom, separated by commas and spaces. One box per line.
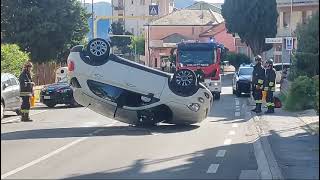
1, 74, 259, 179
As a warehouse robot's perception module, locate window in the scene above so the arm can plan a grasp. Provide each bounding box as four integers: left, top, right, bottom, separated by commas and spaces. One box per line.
155, 58, 158, 67
87, 80, 159, 107
283, 11, 290, 28
131, 0, 134, 5
9, 78, 18, 86
237, 47, 247, 55
178, 49, 215, 65
239, 67, 253, 75
140, 0, 145, 5
302, 11, 307, 24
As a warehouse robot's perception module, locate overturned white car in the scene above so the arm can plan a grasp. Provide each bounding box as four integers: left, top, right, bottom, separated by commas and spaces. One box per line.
67, 38, 213, 126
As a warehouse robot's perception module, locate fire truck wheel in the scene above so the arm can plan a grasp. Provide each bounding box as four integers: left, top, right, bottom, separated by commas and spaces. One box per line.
170, 69, 198, 96
86, 38, 110, 62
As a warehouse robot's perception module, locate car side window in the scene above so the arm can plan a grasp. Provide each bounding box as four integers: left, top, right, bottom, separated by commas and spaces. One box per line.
9, 78, 18, 86
87, 80, 158, 107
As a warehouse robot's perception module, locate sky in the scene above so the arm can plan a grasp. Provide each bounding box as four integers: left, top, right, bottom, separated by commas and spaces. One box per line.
83, 0, 224, 4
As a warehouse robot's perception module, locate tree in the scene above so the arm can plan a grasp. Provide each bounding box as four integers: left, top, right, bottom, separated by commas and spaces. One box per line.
222, 0, 278, 56
110, 21, 133, 54
1, 44, 29, 77
225, 52, 251, 70
129, 35, 145, 55
1, 0, 90, 63
290, 11, 319, 79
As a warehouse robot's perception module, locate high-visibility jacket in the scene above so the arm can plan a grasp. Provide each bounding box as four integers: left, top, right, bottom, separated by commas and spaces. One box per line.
264, 68, 276, 91
19, 70, 33, 97
252, 63, 265, 89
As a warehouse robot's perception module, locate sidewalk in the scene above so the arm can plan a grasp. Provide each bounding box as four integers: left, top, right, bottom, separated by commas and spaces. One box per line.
249, 98, 319, 179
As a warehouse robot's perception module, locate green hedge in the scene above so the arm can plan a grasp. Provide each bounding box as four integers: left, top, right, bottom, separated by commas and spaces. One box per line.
284, 76, 316, 111
1, 44, 30, 77
225, 52, 251, 70
314, 75, 319, 114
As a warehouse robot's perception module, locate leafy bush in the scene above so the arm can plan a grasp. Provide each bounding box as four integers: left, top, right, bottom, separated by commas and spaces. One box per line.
284, 76, 316, 111
1, 44, 30, 77
225, 52, 251, 70
314, 75, 319, 114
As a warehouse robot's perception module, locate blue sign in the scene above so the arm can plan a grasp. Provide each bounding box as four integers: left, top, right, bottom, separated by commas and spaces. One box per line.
286, 37, 293, 51
149, 5, 159, 16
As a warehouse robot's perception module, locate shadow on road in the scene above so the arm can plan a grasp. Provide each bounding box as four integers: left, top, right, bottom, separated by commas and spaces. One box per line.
1, 124, 200, 140
59, 127, 318, 180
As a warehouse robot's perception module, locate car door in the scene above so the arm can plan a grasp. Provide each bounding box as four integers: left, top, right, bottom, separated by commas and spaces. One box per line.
125, 66, 168, 99
1, 74, 14, 109
9, 75, 21, 109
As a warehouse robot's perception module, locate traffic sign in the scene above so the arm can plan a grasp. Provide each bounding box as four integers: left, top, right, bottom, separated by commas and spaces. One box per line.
149, 5, 159, 16
265, 38, 283, 44
286, 37, 293, 50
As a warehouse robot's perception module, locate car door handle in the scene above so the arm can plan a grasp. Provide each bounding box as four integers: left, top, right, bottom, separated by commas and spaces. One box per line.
126, 83, 136, 87
93, 73, 103, 78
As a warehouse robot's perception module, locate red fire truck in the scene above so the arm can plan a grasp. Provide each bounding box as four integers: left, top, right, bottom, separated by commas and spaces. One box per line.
175, 40, 226, 99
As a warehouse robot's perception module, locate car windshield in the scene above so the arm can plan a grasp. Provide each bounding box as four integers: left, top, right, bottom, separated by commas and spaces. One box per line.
239, 68, 253, 75
178, 50, 215, 66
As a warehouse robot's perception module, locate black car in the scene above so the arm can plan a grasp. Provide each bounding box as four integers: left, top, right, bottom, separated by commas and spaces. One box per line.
40, 82, 78, 108
232, 65, 254, 97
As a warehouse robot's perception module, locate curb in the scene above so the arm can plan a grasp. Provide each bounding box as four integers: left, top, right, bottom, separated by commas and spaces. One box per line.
296, 110, 319, 135
246, 98, 284, 180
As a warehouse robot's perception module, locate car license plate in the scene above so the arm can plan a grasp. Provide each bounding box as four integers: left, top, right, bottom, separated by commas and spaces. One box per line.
44, 96, 51, 99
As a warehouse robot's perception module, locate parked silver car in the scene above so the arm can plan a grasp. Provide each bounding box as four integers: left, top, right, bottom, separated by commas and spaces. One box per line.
1, 73, 21, 119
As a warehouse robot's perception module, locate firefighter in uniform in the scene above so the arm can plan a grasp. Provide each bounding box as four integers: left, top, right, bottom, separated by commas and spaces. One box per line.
19, 61, 34, 122
264, 59, 276, 113
251, 55, 265, 113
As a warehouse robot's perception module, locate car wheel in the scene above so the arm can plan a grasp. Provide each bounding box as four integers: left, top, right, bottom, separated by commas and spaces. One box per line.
87, 38, 110, 62
236, 85, 241, 97
171, 69, 197, 96
1, 102, 4, 120
15, 109, 21, 116
45, 102, 56, 108
214, 92, 221, 100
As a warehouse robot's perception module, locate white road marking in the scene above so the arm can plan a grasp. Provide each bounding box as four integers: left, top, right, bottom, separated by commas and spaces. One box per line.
235, 100, 240, 106
224, 139, 232, 145
235, 112, 241, 117
235, 105, 241, 111
232, 123, 239, 128
206, 164, 219, 173
1, 137, 87, 179
216, 150, 226, 157
81, 122, 100, 127
1, 122, 116, 178
229, 130, 236, 135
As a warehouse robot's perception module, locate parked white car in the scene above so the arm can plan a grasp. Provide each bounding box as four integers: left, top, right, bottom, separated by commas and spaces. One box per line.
67, 38, 213, 126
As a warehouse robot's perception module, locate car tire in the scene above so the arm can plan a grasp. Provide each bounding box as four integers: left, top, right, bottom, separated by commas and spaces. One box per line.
15, 109, 21, 116
170, 69, 198, 96
236, 88, 241, 97
45, 102, 56, 108
214, 92, 221, 100
1, 102, 4, 120
86, 38, 110, 63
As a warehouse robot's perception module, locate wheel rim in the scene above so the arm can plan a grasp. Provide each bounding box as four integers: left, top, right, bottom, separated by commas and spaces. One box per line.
89, 40, 108, 57
176, 70, 194, 87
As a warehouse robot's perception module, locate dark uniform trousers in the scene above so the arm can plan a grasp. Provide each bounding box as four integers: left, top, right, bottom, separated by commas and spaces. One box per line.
264, 68, 276, 112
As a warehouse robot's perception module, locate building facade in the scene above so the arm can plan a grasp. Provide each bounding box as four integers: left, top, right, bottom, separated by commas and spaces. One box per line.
144, 2, 236, 68
111, 0, 174, 36
235, 0, 319, 62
